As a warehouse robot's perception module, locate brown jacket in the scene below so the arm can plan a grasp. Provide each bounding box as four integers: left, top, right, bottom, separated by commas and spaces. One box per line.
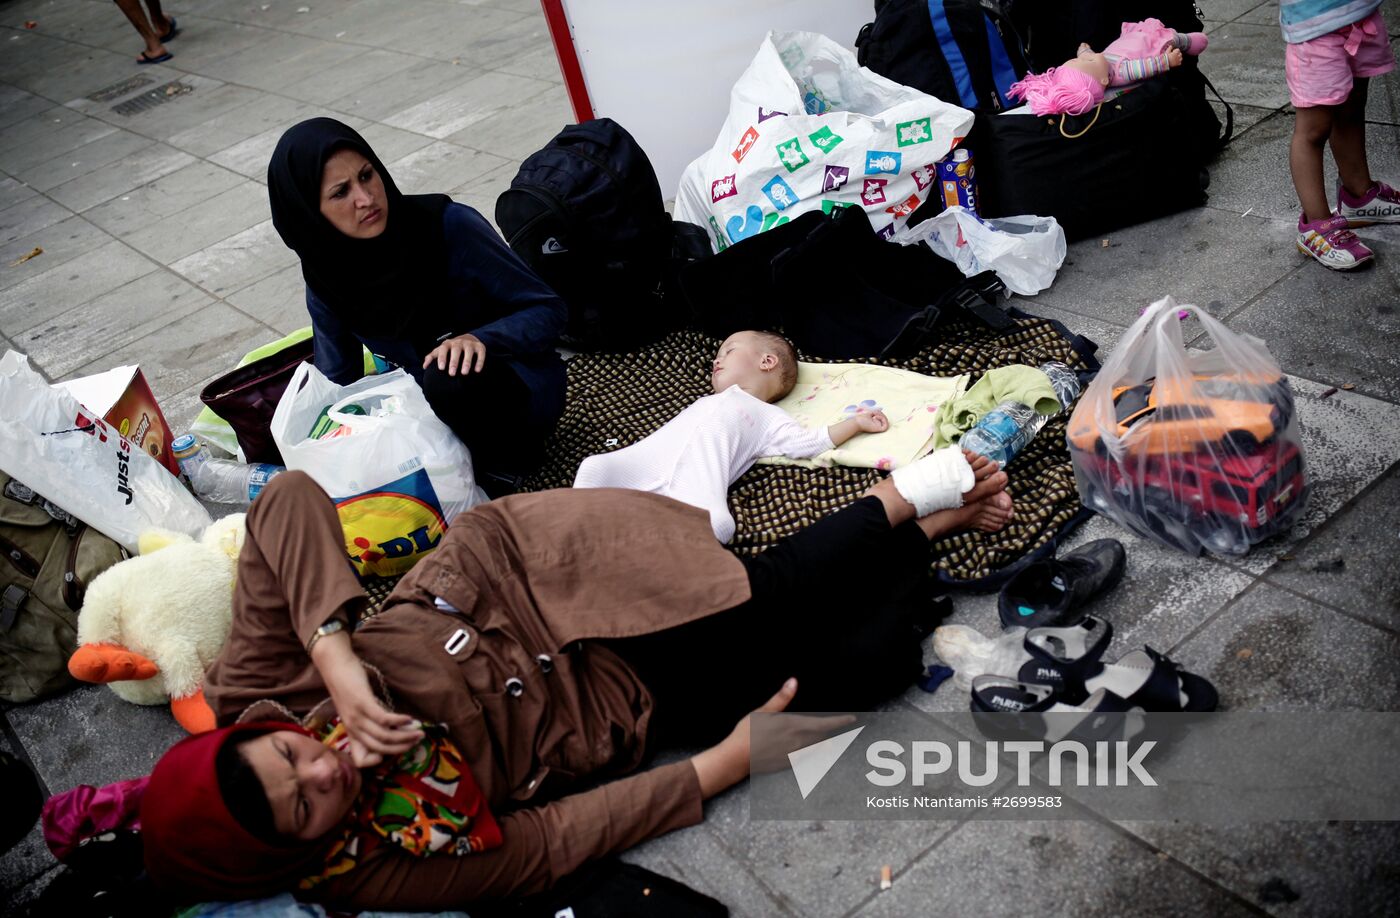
205, 484, 752, 910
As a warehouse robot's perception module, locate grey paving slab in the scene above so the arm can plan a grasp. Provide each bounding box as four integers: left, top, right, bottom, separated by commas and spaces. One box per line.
354, 122, 437, 168
0, 104, 106, 156
0, 84, 54, 131
224, 261, 307, 333
1199, 22, 1291, 109
1264, 463, 1400, 626
7, 128, 152, 193
0, 177, 36, 213
490, 20, 566, 83
1023, 209, 1302, 328
207, 110, 332, 178
1210, 0, 1273, 22
68, 73, 233, 135
196, 29, 350, 90
697, 777, 962, 917
0, 110, 118, 173
16, 44, 154, 104
120, 180, 271, 263
64, 299, 270, 395
449, 161, 517, 224
1121, 821, 1400, 918
82, 160, 249, 238
45, 142, 196, 213
6, 684, 187, 794
623, 821, 797, 917
332, 1, 523, 61
1207, 111, 1400, 221
1366, 64, 1399, 125
0, 194, 72, 250
446, 84, 570, 159
1210, 100, 1285, 141
0, 238, 154, 336
278, 47, 421, 107
1174, 580, 1400, 709
385, 69, 556, 140
1236, 0, 1280, 25
167, 218, 299, 294
0, 214, 109, 292
163, 88, 311, 157
384, 140, 511, 196
324, 58, 475, 122
144, 17, 280, 71
854, 819, 1258, 918
14, 268, 215, 379
444, 5, 553, 72
1211, 233, 1400, 401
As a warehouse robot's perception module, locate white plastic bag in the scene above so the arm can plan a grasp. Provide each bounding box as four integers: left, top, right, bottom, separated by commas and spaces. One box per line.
1067, 297, 1309, 557
676, 30, 973, 250
0, 351, 211, 552
270, 363, 488, 578
895, 206, 1066, 295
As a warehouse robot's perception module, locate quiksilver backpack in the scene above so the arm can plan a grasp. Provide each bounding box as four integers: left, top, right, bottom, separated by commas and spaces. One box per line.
495, 118, 686, 352
0, 472, 127, 703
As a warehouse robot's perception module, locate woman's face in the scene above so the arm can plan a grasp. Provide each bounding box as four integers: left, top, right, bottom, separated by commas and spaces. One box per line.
319, 148, 388, 239
242, 730, 361, 842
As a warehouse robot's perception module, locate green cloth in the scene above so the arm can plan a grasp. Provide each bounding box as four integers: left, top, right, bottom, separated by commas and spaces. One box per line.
929, 364, 1061, 448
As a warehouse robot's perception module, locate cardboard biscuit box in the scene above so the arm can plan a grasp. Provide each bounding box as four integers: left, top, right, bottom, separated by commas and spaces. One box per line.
59, 365, 179, 477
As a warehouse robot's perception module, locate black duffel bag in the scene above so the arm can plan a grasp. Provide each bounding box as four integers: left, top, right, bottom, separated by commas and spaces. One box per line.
966, 77, 1207, 241
1008, 0, 1233, 162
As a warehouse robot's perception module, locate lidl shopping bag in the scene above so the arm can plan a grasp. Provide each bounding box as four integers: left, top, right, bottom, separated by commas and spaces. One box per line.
1066, 297, 1308, 557
676, 30, 973, 251
0, 351, 210, 552
270, 363, 488, 579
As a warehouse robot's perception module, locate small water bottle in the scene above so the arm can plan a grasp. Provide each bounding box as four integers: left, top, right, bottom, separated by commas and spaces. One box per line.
1039, 361, 1081, 414
961, 401, 1044, 466
186, 453, 285, 505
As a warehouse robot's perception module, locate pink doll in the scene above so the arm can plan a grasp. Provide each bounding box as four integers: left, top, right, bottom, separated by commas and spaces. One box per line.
1008, 18, 1210, 116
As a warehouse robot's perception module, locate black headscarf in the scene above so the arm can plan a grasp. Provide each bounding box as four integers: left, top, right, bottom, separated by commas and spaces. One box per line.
267, 117, 452, 342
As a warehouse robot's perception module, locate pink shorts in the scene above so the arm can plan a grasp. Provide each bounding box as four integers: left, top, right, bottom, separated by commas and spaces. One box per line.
1286, 10, 1395, 107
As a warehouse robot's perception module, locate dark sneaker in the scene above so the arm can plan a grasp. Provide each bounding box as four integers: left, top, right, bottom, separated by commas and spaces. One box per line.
997, 538, 1126, 629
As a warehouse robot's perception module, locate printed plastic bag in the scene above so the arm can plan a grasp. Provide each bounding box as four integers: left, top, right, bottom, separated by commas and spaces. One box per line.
676, 30, 973, 250
1066, 297, 1308, 556
894, 206, 1065, 295
270, 363, 487, 578
0, 351, 211, 552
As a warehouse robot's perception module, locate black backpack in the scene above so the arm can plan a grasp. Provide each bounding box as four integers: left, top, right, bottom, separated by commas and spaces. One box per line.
496, 119, 686, 352
1008, 0, 1233, 161
856, 0, 1031, 112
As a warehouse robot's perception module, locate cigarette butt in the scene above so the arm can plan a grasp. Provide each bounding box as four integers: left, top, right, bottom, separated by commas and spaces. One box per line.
1100, 239, 1110, 248
1341, 383, 1356, 390
880, 865, 892, 889
9, 246, 42, 266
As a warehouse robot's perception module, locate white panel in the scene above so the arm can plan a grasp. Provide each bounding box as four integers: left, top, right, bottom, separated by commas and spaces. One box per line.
559, 0, 875, 200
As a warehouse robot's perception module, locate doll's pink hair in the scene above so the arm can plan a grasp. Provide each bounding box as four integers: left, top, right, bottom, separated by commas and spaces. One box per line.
1007, 67, 1105, 116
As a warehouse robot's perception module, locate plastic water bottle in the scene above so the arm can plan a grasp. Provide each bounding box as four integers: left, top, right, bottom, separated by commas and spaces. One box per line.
960, 363, 1082, 466
1040, 361, 1081, 413
172, 434, 284, 505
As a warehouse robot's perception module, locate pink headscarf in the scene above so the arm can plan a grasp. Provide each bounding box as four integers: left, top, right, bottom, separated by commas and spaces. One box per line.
1007, 67, 1105, 116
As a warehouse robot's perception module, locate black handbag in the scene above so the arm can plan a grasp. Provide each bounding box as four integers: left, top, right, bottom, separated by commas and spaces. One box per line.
965, 78, 1207, 241
198, 336, 314, 465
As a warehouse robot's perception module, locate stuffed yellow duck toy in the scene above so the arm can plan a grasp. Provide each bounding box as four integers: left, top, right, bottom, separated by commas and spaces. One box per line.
66, 514, 245, 734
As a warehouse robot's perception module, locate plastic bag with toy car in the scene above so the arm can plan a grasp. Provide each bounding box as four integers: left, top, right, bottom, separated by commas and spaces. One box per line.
270, 363, 488, 579
1066, 297, 1308, 556
675, 30, 973, 251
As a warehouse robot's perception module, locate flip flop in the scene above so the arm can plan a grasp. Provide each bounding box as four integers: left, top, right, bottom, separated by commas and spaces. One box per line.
137, 50, 172, 64
159, 17, 179, 41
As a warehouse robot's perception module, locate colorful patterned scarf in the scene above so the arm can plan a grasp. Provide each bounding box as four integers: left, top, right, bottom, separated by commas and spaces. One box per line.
300, 720, 501, 889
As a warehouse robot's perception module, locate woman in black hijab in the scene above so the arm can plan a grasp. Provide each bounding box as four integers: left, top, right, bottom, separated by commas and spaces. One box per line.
267, 118, 567, 491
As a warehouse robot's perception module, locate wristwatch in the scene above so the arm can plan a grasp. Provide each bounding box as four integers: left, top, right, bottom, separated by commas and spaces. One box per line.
307, 617, 346, 652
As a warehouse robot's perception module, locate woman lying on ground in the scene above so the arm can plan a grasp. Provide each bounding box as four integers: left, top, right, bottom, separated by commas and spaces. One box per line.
140, 451, 1014, 910
266, 118, 567, 489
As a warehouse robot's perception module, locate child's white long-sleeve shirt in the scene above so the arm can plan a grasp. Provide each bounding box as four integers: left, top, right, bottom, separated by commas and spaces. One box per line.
573, 385, 833, 543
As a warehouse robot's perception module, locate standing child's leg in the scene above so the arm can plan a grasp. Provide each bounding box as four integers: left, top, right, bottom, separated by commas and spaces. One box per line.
1290, 106, 1336, 225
